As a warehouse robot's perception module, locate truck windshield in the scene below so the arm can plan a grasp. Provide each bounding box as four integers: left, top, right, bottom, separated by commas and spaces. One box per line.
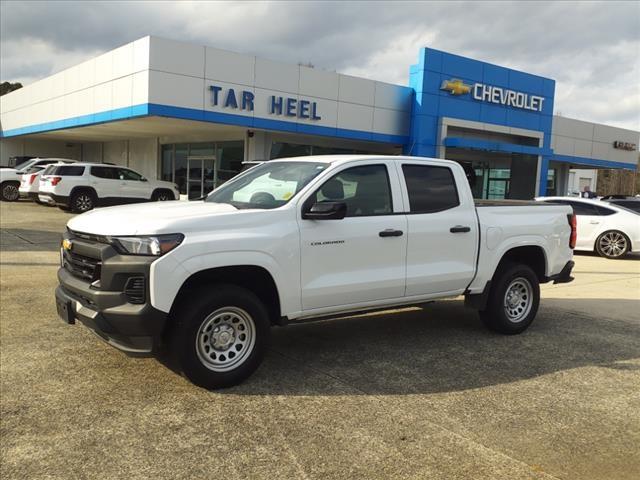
206, 161, 328, 209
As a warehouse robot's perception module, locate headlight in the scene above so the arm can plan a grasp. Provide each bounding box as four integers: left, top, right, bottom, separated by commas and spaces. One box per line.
110, 233, 184, 256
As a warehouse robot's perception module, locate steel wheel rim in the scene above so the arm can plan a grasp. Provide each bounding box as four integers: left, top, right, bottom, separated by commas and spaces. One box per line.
599, 232, 627, 258
195, 307, 256, 372
76, 195, 92, 211
3, 184, 19, 201
503, 277, 533, 323
158, 193, 169, 201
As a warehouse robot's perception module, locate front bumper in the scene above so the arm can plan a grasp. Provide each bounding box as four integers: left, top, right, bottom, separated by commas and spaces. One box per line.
55, 232, 168, 355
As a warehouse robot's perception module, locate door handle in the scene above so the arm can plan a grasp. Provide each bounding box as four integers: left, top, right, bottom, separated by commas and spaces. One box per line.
379, 229, 403, 237
589, 220, 599, 224
450, 225, 471, 233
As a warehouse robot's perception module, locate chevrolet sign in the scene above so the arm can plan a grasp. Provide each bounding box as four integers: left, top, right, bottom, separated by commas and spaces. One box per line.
440, 78, 545, 112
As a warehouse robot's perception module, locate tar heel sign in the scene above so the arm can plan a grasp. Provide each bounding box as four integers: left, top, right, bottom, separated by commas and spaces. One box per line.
441, 79, 545, 112
209, 85, 321, 120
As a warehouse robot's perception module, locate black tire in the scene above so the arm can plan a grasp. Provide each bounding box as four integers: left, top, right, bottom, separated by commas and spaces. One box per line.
169, 285, 271, 390
0, 181, 20, 202
152, 189, 174, 201
479, 263, 540, 335
70, 190, 96, 213
595, 230, 629, 259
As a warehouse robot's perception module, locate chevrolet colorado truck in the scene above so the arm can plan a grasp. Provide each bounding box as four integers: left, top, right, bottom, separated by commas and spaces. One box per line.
55, 155, 575, 389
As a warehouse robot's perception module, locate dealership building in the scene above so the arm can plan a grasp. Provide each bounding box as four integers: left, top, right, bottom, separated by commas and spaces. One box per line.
1, 36, 638, 199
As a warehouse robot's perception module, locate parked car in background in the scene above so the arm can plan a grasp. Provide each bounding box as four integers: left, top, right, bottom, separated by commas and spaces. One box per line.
1, 157, 76, 201
537, 196, 640, 259
20, 161, 77, 203
39, 163, 180, 212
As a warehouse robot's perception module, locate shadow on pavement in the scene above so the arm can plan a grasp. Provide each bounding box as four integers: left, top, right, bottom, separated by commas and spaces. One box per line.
211, 298, 640, 396
0, 228, 62, 252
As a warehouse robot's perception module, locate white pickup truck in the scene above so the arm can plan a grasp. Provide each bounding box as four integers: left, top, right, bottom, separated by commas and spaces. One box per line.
55, 155, 575, 389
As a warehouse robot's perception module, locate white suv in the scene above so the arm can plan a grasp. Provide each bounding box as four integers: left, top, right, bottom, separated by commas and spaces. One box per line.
1, 157, 76, 202
39, 163, 180, 212
20, 160, 77, 203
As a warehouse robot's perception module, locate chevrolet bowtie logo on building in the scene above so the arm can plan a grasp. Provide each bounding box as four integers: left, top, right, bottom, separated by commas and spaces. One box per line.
440, 79, 472, 95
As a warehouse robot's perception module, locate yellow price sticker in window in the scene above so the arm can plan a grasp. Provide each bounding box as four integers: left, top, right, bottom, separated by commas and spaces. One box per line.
283, 192, 293, 200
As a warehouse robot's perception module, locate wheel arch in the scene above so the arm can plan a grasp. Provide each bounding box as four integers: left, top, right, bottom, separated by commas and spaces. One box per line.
69, 185, 97, 199
152, 188, 175, 200
168, 265, 282, 326
494, 245, 547, 283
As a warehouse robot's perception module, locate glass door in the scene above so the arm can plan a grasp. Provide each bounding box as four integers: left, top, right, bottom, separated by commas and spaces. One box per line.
186, 156, 216, 200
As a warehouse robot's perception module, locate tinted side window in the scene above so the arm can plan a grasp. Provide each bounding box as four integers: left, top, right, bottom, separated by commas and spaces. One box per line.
594, 205, 616, 216
311, 165, 392, 217
118, 168, 143, 181
91, 166, 118, 179
55, 166, 85, 176
402, 165, 459, 213
567, 201, 599, 216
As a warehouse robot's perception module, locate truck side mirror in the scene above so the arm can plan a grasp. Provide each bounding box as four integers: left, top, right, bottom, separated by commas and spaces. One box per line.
302, 201, 347, 220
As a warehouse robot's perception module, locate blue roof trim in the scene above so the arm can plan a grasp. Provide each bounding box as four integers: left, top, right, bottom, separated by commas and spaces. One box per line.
443, 137, 551, 156
551, 153, 637, 171
1, 103, 409, 145
0, 104, 149, 138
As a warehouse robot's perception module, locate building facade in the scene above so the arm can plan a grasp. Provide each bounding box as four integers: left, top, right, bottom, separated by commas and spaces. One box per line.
1, 36, 638, 200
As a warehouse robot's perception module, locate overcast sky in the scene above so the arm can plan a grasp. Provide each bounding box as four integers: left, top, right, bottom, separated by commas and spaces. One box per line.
1, 0, 639, 130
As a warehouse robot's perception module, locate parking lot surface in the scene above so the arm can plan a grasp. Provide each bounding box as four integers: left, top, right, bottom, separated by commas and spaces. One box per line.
1, 200, 639, 479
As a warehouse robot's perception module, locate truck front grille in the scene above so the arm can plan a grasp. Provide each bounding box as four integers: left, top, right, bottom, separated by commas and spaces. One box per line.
63, 250, 101, 282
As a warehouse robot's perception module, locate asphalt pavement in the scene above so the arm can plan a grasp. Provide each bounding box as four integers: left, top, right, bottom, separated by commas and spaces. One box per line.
1, 200, 639, 479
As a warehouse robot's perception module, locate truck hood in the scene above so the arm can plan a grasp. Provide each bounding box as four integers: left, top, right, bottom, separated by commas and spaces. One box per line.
67, 201, 239, 236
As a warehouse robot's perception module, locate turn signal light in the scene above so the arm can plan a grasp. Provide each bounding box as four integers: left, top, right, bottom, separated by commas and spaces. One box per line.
51, 176, 62, 186
568, 214, 577, 249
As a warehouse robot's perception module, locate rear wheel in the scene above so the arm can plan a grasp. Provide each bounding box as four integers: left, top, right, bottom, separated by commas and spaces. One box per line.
70, 190, 96, 213
595, 231, 629, 259
169, 285, 270, 389
1, 182, 20, 202
479, 263, 540, 335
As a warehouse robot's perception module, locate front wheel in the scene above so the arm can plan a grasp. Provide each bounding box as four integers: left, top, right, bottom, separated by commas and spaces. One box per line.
169, 285, 271, 389
595, 231, 629, 259
152, 189, 174, 201
479, 263, 540, 335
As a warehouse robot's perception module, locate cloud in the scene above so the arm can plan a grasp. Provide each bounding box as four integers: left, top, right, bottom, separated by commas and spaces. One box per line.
1, 0, 639, 130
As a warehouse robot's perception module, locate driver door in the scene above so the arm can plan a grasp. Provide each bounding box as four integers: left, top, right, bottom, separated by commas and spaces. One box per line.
298, 161, 407, 311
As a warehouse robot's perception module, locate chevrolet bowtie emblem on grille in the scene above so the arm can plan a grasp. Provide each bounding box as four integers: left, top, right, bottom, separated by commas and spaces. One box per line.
62, 239, 73, 251
440, 79, 472, 95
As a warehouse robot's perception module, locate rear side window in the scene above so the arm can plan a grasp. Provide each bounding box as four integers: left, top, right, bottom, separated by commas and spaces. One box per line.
91, 166, 118, 179
402, 165, 459, 213
54, 166, 85, 176
612, 201, 640, 214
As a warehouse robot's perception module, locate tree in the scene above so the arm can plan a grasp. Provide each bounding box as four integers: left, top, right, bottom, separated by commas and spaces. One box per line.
0, 81, 23, 96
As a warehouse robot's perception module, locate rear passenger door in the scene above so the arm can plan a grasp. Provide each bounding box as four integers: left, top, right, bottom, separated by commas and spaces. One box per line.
90, 166, 121, 199
398, 162, 478, 296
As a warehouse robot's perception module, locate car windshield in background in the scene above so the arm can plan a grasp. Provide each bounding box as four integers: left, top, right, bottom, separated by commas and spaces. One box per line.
206, 161, 328, 209
16, 159, 38, 172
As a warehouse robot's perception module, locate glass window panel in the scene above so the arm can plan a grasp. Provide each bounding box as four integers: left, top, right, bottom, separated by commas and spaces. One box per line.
161, 145, 173, 183
174, 144, 189, 195
217, 141, 244, 183
270, 142, 312, 159
402, 165, 460, 213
